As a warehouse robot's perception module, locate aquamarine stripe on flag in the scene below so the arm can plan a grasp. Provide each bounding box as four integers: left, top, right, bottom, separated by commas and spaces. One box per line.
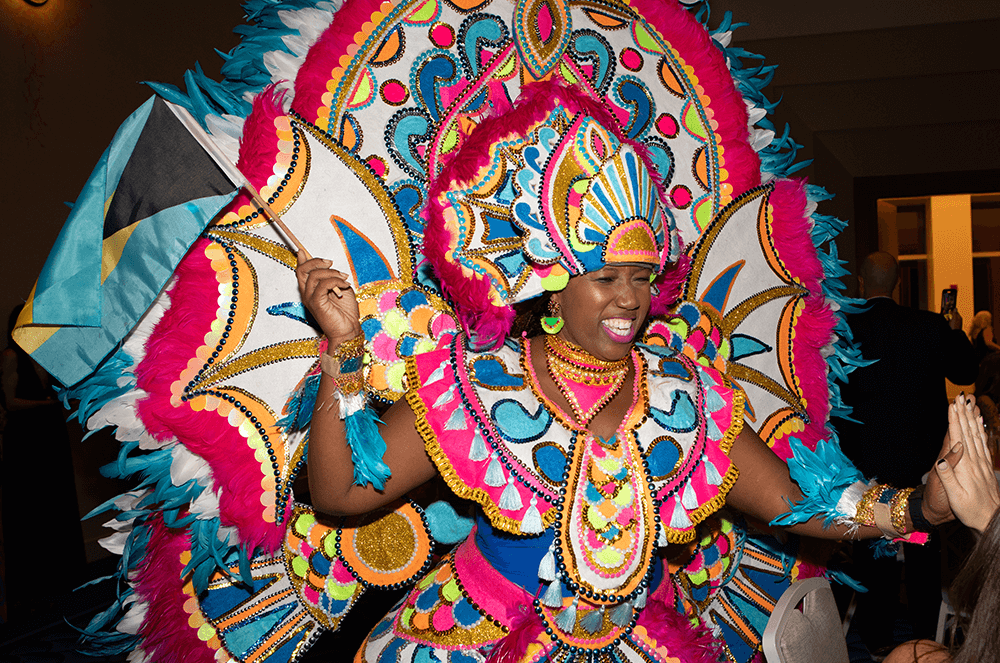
32, 98, 157, 327
26, 191, 236, 386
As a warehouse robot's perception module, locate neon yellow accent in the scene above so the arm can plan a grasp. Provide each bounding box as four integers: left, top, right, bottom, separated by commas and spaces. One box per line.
324, 532, 337, 557
496, 54, 516, 77
291, 555, 309, 578
383, 309, 408, 338
197, 623, 216, 641
632, 23, 665, 54
295, 513, 316, 537
540, 268, 570, 292
441, 127, 459, 153
442, 578, 461, 602
387, 362, 407, 392
684, 103, 708, 140
613, 483, 633, 507
586, 505, 608, 530
406, 0, 438, 23
594, 546, 624, 566
327, 578, 358, 600
401, 607, 415, 629
559, 62, 578, 84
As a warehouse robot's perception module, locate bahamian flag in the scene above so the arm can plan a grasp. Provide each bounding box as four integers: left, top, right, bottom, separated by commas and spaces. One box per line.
13, 96, 240, 386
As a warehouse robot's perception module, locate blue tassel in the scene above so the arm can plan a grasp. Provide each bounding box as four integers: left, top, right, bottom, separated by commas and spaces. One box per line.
344, 407, 391, 489
580, 606, 605, 634
541, 580, 564, 608
555, 597, 579, 632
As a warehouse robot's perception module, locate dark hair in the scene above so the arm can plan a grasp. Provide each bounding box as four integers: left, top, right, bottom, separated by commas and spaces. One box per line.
950, 508, 1000, 663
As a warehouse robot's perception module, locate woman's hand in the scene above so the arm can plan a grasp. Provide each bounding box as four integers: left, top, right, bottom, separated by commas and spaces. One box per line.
295, 250, 361, 346
934, 395, 1000, 533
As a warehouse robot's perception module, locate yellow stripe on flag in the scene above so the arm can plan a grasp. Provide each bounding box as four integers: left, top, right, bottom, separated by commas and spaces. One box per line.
11, 284, 59, 354
102, 222, 140, 284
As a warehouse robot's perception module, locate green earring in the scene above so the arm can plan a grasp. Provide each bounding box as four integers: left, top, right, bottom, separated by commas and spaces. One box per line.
541, 300, 564, 334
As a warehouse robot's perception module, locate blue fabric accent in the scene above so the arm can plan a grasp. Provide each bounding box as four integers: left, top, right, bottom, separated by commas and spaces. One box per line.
332, 216, 394, 285
701, 262, 742, 313
267, 301, 309, 323
534, 444, 567, 483
399, 289, 428, 312
424, 500, 474, 545
729, 333, 772, 361
362, 317, 383, 338
491, 399, 551, 443
453, 598, 483, 628
469, 355, 524, 389
649, 390, 698, 433
475, 514, 552, 594
646, 438, 680, 477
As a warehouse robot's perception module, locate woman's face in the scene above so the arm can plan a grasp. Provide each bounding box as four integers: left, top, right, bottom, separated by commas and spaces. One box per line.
551, 263, 653, 361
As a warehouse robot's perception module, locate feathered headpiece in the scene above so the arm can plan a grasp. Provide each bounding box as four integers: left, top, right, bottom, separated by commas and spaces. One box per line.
424, 81, 681, 348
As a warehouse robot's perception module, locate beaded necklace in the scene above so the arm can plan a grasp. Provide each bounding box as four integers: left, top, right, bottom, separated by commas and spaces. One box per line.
544, 334, 630, 426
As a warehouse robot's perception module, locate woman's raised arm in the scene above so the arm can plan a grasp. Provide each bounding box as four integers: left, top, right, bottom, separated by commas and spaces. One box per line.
297, 254, 436, 516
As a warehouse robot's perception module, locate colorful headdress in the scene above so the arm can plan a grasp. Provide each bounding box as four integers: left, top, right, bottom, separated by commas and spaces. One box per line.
424, 81, 682, 348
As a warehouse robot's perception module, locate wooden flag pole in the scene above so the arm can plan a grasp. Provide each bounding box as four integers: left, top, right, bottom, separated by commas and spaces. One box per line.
161, 99, 314, 260
241, 180, 313, 260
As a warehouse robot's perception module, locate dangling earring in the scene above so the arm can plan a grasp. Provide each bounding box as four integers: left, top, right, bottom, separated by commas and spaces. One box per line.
541, 299, 564, 334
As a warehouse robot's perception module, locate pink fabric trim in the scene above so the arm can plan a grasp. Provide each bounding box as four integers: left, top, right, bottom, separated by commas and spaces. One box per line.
135, 240, 284, 553
453, 529, 534, 631
767, 178, 837, 460
133, 519, 215, 663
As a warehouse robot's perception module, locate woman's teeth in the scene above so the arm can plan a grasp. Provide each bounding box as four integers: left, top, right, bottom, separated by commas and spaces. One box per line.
602, 318, 633, 339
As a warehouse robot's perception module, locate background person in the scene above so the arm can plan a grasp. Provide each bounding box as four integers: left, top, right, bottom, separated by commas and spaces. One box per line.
886, 396, 1000, 663
837, 252, 978, 652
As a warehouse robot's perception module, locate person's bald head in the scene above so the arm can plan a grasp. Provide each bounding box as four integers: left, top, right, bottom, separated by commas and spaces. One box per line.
859, 252, 899, 299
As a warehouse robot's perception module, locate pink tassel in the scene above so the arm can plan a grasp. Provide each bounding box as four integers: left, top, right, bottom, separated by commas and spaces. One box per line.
133, 519, 216, 663
484, 603, 548, 663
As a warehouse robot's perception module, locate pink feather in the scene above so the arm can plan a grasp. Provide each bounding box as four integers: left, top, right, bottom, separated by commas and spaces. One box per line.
767, 178, 837, 459
627, 0, 761, 198
135, 240, 285, 553
133, 519, 216, 663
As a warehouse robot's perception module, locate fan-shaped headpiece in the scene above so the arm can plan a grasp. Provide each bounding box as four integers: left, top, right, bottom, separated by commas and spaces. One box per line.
424, 81, 680, 348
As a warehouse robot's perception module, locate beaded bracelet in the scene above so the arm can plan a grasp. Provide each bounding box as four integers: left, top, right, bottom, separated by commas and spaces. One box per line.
320, 333, 366, 416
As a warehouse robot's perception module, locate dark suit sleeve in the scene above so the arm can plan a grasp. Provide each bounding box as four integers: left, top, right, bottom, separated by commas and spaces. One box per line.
942, 323, 978, 385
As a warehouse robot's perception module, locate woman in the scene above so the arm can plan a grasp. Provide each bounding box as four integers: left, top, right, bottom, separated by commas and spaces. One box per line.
297, 84, 950, 662
968, 311, 1000, 365
886, 397, 1000, 663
